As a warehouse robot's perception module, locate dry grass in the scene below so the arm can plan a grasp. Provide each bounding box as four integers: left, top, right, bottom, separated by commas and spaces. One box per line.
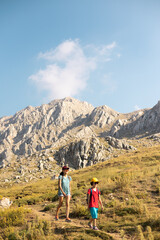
0, 144, 160, 239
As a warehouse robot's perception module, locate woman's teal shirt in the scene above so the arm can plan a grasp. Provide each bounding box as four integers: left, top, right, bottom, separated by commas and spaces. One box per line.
58, 175, 72, 196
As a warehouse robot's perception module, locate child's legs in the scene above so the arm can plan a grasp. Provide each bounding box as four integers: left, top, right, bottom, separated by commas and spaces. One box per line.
65, 195, 71, 218
90, 208, 98, 226
93, 218, 96, 227
56, 196, 63, 216
89, 218, 93, 224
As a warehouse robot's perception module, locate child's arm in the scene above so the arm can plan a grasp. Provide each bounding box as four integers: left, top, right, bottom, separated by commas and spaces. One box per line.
99, 195, 104, 211
87, 193, 90, 210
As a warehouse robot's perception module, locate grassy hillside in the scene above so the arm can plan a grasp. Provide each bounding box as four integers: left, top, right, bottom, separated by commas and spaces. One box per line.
0, 144, 160, 239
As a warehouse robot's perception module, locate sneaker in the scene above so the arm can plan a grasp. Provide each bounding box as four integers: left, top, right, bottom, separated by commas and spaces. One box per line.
65, 218, 71, 222
88, 222, 93, 229
55, 216, 59, 221
93, 226, 99, 231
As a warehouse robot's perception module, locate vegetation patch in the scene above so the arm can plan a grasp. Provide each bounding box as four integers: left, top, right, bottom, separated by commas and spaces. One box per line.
71, 204, 90, 219
0, 207, 29, 228
115, 207, 139, 216
43, 203, 56, 212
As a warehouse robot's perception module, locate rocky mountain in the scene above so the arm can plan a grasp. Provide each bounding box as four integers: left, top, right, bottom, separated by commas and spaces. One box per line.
0, 98, 93, 164
0, 97, 160, 181
110, 101, 160, 138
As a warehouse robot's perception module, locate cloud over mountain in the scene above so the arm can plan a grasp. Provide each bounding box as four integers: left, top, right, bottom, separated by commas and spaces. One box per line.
29, 40, 96, 100
29, 39, 117, 101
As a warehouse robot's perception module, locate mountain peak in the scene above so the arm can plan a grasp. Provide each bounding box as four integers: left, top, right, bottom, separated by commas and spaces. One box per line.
1, 97, 160, 166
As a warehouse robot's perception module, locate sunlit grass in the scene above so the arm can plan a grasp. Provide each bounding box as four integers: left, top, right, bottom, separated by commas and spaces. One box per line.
0, 144, 160, 239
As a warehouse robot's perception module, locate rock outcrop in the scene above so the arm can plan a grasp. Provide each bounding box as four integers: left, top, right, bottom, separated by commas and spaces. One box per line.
106, 136, 136, 150
55, 137, 106, 169
88, 105, 118, 128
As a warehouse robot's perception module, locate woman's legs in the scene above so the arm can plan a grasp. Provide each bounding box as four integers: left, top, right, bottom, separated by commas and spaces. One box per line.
55, 196, 64, 217
65, 195, 71, 219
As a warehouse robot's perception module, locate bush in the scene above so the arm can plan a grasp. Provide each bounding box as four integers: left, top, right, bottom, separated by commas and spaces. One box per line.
77, 181, 86, 189
101, 188, 113, 195
40, 192, 57, 201
71, 204, 89, 218
26, 196, 42, 205
52, 194, 59, 202
14, 198, 28, 206
72, 190, 83, 199
8, 233, 19, 240
114, 174, 130, 191
0, 207, 28, 228
143, 216, 160, 231
115, 207, 139, 216
43, 203, 56, 212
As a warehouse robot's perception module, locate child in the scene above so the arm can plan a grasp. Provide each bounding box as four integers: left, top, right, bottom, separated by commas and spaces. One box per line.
55, 166, 72, 222
87, 177, 103, 230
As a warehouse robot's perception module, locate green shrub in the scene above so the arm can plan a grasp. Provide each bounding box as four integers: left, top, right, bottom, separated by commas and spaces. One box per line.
52, 194, 59, 202
26, 196, 42, 205
0, 207, 28, 228
43, 203, 56, 212
71, 204, 89, 218
101, 188, 113, 195
40, 192, 56, 201
77, 181, 86, 188
8, 233, 19, 240
115, 207, 139, 216
105, 200, 115, 208
14, 196, 43, 206
143, 216, 160, 231
114, 174, 130, 191
72, 190, 83, 199
14, 198, 28, 206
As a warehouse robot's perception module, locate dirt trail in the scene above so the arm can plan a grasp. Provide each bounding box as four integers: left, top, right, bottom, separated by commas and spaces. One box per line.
25, 205, 124, 240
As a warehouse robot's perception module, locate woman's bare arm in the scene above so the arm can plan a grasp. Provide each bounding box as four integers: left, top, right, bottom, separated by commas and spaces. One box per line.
58, 178, 66, 196
69, 180, 71, 197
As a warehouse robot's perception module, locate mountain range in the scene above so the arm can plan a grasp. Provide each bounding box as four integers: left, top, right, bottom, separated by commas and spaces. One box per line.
0, 97, 160, 180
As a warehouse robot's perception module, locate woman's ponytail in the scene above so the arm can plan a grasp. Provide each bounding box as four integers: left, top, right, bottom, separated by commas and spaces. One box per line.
60, 171, 64, 176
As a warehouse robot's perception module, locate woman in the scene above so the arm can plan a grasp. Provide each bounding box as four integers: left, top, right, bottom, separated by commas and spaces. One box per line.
55, 166, 72, 222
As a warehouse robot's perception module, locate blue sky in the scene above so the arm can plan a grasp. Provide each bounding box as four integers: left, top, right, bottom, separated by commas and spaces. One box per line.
0, 0, 160, 117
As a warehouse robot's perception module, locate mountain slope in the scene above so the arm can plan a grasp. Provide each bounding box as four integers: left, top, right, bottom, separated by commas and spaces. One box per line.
110, 101, 160, 138
0, 97, 160, 171
1, 144, 160, 239
0, 97, 119, 166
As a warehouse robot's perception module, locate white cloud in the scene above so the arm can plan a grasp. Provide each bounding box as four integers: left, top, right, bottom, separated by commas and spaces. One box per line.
134, 105, 141, 111
29, 40, 96, 100
85, 41, 117, 62
29, 39, 117, 101
98, 41, 116, 55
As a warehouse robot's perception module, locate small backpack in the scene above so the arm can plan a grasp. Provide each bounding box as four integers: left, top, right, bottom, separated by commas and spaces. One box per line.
86, 188, 100, 204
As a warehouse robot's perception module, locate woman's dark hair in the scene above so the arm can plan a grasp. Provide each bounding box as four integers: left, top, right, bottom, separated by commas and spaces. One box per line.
60, 171, 64, 176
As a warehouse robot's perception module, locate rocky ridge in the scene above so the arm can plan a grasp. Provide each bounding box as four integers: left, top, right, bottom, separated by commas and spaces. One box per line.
0, 97, 160, 183
109, 101, 160, 138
